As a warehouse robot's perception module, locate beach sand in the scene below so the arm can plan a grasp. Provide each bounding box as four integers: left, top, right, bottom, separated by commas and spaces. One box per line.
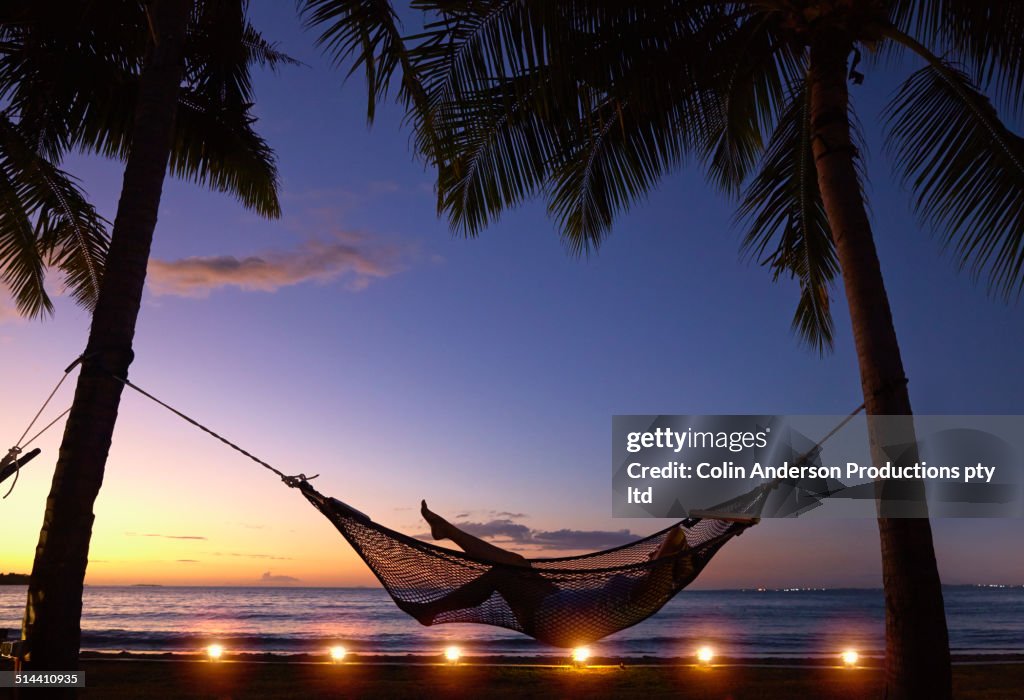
5, 655, 1023, 698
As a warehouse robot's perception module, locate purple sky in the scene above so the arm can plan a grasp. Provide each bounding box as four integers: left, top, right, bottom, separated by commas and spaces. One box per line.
1, 4, 1022, 588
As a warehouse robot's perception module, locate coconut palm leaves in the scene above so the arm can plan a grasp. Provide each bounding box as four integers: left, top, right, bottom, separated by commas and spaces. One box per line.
889, 1, 1024, 113
885, 61, 1024, 299
301, 0, 1024, 349
0, 0, 288, 317
0, 113, 107, 316
302, 0, 432, 122
738, 83, 838, 353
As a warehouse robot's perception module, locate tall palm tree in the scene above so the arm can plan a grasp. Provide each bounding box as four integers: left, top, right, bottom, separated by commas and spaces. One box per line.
1, 0, 289, 670
302, 1, 1024, 697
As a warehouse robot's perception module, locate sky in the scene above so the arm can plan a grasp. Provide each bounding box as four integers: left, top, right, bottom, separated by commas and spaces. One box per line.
1, 4, 1023, 589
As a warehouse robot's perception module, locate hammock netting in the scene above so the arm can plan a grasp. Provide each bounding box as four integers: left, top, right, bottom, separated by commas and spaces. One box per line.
296, 480, 768, 647
5, 371, 859, 648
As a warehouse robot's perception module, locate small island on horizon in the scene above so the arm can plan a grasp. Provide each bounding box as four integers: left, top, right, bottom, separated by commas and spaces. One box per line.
0, 573, 29, 585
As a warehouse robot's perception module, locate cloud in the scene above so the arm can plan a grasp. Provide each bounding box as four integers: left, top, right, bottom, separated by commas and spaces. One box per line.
211, 552, 293, 560
415, 518, 643, 552
531, 528, 638, 550
260, 571, 300, 584
127, 532, 207, 541
451, 509, 527, 520
176, 559, 200, 563
147, 232, 409, 298
0, 286, 24, 325
458, 519, 533, 543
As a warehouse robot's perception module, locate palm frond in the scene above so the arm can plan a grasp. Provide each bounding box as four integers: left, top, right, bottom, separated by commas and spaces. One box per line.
172, 90, 281, 218
301, 0, 431, 125
545, 93, 692, 254
0, 0, 144, 160
884, 61, 1024, 299
419, 1, 740, 245
241, 20, 301, 70
35, 202, 109, 310
888, 1, 1024, 116
406, 0, 562, 167
433, 69, 568, 235
0, 148, 49, 317
738, 82, 838, 353
0, 112, 110, 316
1, 0, 283, 218
186, 1, 300, 108
699, 14, 803, 195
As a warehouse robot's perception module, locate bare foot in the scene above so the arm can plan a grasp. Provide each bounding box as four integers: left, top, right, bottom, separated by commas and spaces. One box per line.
421, 500, 450, 540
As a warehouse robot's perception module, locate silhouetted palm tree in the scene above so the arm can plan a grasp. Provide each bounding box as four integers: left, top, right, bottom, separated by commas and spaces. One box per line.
1, 0, 289, 670
302, 2, 1024, 697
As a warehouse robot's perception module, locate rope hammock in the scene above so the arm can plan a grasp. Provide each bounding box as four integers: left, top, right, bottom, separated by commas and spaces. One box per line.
5, 356, 862, 647
294, 478, 766, 647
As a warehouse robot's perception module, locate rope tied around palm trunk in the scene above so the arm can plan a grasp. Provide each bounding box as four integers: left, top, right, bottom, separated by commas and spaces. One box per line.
1, 356, 83, 498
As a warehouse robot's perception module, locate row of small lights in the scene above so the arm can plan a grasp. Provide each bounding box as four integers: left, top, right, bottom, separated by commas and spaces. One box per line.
206, 644, 861, 668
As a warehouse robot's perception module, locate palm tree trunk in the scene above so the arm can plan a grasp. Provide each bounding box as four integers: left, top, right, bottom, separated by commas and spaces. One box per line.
808, 35, 951, 700
21, 0, 191, 673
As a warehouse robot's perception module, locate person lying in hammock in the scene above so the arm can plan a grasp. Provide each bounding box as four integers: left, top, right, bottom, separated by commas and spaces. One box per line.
407, 501, 694, 633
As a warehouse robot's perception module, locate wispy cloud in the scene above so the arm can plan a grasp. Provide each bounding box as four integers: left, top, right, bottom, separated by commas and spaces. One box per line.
260, 571, 300, 584
531, 528, 638, 550
452, 509, 528, 520
0, 286, 24, 325
127, 532, 208, 541
147, 231, 410, 298
176, 559, 200, 563
415, 518, 642, 552
454, 520, 533, 542
211, 552, 293, 561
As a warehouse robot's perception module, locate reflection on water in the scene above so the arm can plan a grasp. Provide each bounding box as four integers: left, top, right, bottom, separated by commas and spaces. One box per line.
0, 585, 1021, 658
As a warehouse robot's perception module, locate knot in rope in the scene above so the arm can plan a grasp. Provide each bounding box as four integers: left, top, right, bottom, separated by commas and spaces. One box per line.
282, 473, 319, 488
2, 447, 24, 499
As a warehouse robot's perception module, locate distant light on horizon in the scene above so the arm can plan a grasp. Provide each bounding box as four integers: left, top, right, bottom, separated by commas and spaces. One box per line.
572, 647, 591, 666
842, 649, 859, 667
697, 646, 714, 664
330, 645, 347, 662
444, 646, 461, 663
207, 644, 224, 661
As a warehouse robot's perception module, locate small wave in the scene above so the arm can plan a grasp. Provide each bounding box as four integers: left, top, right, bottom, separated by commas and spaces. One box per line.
2, 585, 1015, 658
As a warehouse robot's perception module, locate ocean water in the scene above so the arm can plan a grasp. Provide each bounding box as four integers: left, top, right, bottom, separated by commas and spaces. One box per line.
1, 585, 1021, 659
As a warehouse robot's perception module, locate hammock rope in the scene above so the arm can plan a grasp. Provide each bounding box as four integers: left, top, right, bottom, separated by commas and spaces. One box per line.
2, 357, 82, 497
102, 368, 863, 646
111, 374, 317, 487
7, 356, 865, 646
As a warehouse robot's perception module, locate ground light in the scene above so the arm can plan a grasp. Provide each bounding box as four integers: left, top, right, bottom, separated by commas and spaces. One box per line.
696, 646, 714, 665
571, 647, 591, 667
330, 646, 347, 663
207, 644, 224, 661
841, 649, 859, 668
444, 646, 461, 664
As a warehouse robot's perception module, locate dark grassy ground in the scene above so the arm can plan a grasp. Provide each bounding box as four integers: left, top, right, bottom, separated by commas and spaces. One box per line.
5, 657, 1022, 699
